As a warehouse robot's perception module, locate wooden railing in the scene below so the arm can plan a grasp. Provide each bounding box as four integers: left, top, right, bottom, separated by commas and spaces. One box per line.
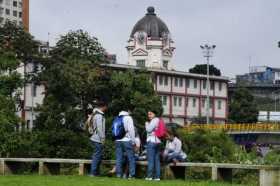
184, 123, 280, 133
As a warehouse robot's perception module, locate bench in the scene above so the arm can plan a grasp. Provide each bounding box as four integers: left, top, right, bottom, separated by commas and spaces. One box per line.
0, 158, 279, 186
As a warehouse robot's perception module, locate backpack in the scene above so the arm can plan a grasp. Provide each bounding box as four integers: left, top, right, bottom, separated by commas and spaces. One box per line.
85, 113, 97, 135
111, 116, 126, 140
154, 118, 167, 139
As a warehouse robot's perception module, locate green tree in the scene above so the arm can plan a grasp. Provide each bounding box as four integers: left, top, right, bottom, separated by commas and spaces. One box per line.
108, 71, 162, 133
0, 21, 39, 62
33, 29, 162, 158
229, 87, 258, 123
0, 22, 39, 157
189, 64, 221, 76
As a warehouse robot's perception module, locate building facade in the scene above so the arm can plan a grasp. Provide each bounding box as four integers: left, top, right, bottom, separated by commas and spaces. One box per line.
106, 64, 228, 125
237, 66, 280, 85
0, 0, 29, 31
124, 7, 228, 125
16, 41, 48, 130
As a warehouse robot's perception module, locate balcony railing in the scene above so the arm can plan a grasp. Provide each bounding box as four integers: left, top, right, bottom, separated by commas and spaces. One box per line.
184, 123, 280, 133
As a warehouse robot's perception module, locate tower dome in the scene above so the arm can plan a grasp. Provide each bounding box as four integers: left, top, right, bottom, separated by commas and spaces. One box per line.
127, 7, 175, 70
130, 6, 170, 39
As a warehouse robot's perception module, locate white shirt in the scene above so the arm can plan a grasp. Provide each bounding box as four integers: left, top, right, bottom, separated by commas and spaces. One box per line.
116, 111, 136, 144
145, 117, 161, 144
164, 137, 187, 159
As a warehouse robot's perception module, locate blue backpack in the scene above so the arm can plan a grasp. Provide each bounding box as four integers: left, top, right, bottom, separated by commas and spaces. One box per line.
112, 116, 126, 140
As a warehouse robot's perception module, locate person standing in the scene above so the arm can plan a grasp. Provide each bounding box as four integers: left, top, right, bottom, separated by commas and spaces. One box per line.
145, 111, 161, 181
89, 101, 107, 176
115, 110, 136, 179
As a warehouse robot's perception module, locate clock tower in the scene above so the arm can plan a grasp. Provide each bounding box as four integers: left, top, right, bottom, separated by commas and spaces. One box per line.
126, 7, 175, 70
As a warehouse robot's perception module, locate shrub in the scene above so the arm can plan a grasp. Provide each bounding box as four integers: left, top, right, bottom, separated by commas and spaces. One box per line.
177, 129, 237, 163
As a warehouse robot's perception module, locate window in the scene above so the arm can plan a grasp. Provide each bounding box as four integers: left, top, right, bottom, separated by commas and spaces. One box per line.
178, 97, 182, 107
209, 99, 213, 108
203, 80, 206, 89
161, 96, 167, 106
26, 120, 30, 130
19, 11, 22, 18
173, 96, 177, 106
210, 81, 214, 90
5, 8, 10, 15
163, 60, 168, 69
136, 60, 145, 67
19, 1, 22, 8
164, 76, 168, 86
33, 63, 39, 72
193, 79, 197, 88
32, 84, 37, 97
192, 98, 196, 107
159, 75, 163, 85
13, 10, 17, 17
179, 78, 183, 87
202, 98, 206, 108
0, 7, 3, 15
174, 77, 178, 87
219, 82, 222, 91
218, 100, 222, 110
13, 1, 17, 7
186, 79, 190, 88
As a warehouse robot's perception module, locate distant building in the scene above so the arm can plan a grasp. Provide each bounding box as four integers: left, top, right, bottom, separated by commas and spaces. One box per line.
0, 0, 29, 31
105, 63, 229, 125
106, 53, 117, 64
17, 7, 229, 128
16, 40, 48, 130
236, 66, 280, 85
123, 7, 229, 124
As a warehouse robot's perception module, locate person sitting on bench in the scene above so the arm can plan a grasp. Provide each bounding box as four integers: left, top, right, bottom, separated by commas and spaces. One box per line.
163, 132, 187, 164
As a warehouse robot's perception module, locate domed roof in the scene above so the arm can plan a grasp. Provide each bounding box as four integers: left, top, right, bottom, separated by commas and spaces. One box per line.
130, 7, 170, 39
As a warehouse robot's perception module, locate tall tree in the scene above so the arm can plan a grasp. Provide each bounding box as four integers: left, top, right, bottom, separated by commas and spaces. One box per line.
36, 30, 109, 130
0, 21, 39, 128
0, 21, 39, 62
229, 87, 258, 123
189, 64, 221, 76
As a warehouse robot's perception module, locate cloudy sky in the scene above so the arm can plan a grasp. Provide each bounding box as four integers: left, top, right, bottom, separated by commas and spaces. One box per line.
30, 0, 280, 78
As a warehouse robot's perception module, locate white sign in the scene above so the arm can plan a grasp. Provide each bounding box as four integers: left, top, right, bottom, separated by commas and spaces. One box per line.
269, 112, 280, 121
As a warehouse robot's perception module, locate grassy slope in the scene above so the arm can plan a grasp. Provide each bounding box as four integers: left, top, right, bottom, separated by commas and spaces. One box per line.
0, 176, 252, 186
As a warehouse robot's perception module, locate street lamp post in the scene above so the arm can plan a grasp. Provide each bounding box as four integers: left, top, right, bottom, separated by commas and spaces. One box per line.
200, 44, 216, 124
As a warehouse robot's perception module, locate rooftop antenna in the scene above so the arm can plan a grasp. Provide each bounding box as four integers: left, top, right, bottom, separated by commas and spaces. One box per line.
249, 55, 252, 73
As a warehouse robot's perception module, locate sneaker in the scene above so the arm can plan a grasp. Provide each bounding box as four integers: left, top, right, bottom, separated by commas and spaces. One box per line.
153, 178, 160, 181
128, 176, 135, 180
145, 177, 153, 181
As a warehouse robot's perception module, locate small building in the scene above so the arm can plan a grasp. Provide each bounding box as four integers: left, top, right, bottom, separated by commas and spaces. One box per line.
0, 0, 29, 31
237, 66, 280, 85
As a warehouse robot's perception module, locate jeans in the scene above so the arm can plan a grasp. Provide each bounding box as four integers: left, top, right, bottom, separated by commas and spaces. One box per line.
165, 152, 185, 163
115, 141, 136, 178
90, 141, 103, 175
147, 142, 161, 179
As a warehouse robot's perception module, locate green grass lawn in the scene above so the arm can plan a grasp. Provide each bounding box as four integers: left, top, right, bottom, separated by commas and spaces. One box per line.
0, 176, 253, 186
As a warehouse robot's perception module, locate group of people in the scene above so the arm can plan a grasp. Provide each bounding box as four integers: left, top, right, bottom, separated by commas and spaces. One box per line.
85, 101, 187, 181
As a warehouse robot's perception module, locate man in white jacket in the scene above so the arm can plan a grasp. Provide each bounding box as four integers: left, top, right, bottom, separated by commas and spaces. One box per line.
115, 110, 136, 179
163, 133, 187, 164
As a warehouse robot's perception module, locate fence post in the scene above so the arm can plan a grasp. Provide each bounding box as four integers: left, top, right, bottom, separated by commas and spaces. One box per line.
0, 160, 4, 175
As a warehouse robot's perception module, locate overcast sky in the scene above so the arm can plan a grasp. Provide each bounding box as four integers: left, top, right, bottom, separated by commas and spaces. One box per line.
30, 0, 280, 78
